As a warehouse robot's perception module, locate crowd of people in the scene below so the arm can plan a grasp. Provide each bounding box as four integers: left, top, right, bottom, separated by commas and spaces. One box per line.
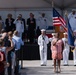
0, 12, 49, 44
38, 9, 76, 73
0, 30, 24, 75
0, 12, 49, 75
0, 9, 76, 75
38, 29, 71, 73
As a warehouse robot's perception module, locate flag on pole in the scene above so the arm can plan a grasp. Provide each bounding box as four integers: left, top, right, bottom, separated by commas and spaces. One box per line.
53, 8, 67, 31
67, 20, 75, 47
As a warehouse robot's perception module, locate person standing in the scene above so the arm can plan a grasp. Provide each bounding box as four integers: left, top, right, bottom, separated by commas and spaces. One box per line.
62, 32, 70, 66
38, 29, 49, 66
68, 9, 76, 66
49, 33, 57, 66
73, 38, 76, 66
36, 26, 41, 38
18, 14, 26, 40
7, 31, 16, 75
0, 35, 14, 75
13, 30, 24, 75
27, 13, 36, 43
51, 33, 64, 73
38, 13, 48, 30
14, 15, 24, 38
68, 9, 76, 32
5, 14, 15, 32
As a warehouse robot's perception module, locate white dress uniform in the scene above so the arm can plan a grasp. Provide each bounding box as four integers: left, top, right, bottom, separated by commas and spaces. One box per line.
68, 11, 76, 65
68, 12, 76, 31
38, 17, 48, 29
62, 37, 69, 65
14, 20, 24, 38
73, 39, 76, 65
38, 34, 49, 65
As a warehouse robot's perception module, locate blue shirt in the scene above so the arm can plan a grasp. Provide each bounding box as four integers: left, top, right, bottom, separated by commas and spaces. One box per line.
13, 35, 24, 50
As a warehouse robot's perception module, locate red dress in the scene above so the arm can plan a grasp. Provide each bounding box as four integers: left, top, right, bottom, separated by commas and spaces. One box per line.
51, 38, 63, 60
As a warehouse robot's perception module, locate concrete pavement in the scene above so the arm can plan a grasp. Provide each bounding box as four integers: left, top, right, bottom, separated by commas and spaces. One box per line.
20, 60, 76, 75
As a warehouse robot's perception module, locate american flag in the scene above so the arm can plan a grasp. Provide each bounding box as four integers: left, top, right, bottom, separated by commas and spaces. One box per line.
53, 8, 67, 31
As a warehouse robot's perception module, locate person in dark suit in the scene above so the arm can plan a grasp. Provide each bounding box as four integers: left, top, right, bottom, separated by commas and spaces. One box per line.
19, 14, 26, 40
5, 14, 15, 32
36, 26, 41, 38
27, 13, 36, 43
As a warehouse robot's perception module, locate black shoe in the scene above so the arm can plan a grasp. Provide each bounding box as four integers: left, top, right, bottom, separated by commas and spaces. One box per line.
43, 64, 46, 66
41, 64, 44, 66
74, 65, 76, 66
63, 64, 69, 66
41, 64, 46, 66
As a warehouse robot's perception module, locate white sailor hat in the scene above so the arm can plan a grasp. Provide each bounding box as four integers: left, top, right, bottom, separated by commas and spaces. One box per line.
41, 29, 46, 32
63, 32, 68, 35
52, 33, 56, 36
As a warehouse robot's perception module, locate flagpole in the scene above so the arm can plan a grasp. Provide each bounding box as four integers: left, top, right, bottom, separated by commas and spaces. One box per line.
52, 0, 54, 8
52, 0, 55, 31
64, 10, 68, 24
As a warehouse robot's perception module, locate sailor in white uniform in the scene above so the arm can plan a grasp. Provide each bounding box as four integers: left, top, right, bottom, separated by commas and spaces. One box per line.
62, 32, 70, 66
68, 9, 76, 32
14, 15, 24, 38
38, 13, 48, 30
38, 29, 49, 66
68, 9, 76, 66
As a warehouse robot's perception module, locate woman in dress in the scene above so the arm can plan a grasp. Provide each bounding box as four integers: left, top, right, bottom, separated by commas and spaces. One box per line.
51, 33, 64, 73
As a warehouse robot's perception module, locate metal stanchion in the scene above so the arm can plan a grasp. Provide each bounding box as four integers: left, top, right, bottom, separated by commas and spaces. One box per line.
21, 46, 23, 69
